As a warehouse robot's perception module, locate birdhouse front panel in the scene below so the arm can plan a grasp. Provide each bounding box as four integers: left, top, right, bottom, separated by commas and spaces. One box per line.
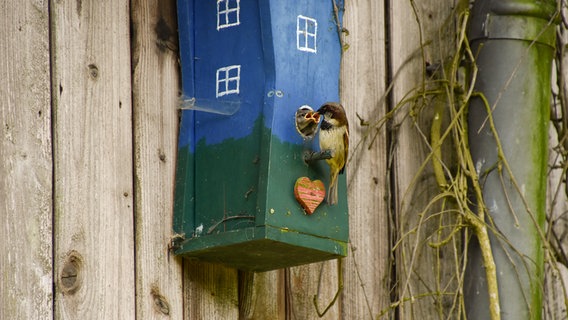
174, 0, 348, 272
259, 2, 347, 241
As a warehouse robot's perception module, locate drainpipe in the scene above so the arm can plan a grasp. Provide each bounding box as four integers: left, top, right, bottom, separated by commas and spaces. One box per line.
466, 1, 557, 319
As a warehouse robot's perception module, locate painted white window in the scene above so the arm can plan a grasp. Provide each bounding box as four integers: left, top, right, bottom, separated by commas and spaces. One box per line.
217, 0, 240, 30
297, 15, 317, 53
216, 65, 241, 97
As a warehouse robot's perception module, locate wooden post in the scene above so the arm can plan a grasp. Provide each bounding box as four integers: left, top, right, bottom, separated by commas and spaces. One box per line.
51, 0, 136, 318
0, 1, 53, 319
184, 261, 240, 319
131, 0, 184, 318
239, 270, 285, 319
390, 0, 461, 318
340, 0, 391, 318
546, 21, 568, 319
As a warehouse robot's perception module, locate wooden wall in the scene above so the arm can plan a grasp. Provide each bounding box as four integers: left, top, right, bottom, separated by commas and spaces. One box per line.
3, 0, 565, 319
1, 1, 53, 319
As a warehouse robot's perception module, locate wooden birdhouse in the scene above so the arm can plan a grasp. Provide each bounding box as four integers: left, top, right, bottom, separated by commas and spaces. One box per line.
173, 0, 348, 272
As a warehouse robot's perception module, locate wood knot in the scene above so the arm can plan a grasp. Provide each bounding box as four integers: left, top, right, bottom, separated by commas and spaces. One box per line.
59, 251, 83, 295
151, 285, 170, 315
88, 64, 99, 79
158, 149, 167, 162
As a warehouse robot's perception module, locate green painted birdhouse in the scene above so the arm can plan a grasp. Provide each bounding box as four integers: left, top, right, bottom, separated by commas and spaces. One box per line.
173, 0, 348, 272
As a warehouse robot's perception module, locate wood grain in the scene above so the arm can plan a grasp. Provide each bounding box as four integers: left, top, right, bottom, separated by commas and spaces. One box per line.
287, 260, 341, 319
51, 0, 136, 318
0, 1, 53, 319
131, 0, 184, 319
184, 261, 240, 319
390, 1, 461, 318
547, 74, 568, 319
544, 262, 568, 320
238, 270, 285, 320
340, 0, 391, 318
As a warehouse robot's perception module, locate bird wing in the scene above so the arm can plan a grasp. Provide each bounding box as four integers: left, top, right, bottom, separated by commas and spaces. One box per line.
339, 128, 349, 174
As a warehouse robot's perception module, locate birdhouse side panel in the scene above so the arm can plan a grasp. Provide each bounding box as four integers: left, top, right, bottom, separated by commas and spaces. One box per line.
173, 112, 196, 238
174, 0, 196, 237
182, 0, 268, 236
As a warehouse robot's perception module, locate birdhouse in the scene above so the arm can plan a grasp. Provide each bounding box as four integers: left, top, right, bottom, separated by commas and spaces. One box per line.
173, 0, 348, 272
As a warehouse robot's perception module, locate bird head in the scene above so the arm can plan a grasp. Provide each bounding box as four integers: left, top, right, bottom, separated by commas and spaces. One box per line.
295, 105, 321, 139
316, 102, 348, 129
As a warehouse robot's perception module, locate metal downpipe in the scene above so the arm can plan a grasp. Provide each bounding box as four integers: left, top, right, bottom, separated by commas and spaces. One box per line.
465, 1, 557, 319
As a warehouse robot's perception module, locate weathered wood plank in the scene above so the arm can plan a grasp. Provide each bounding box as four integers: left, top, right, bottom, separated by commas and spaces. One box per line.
549, 16, 568, 292
238, 270, 285, 320
0, 1, 53, 319
287, 260, 341, 319
340, 0, 391, 318
544, 262, 568, 320
184, 261, 239, 319
390, 1, 461, 319
51, 0, 135, 319
547, 75, 568, 319
131, 0, 184, 319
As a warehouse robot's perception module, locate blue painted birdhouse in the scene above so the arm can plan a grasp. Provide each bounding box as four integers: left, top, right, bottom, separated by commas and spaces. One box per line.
173, 0, 348, 272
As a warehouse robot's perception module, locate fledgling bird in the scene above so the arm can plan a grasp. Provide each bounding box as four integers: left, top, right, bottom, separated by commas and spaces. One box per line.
316, 102, 349, 205
295, 105, 321, 140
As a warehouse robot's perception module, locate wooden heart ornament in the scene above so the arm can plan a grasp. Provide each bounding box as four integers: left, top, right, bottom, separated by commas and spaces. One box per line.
294, 177, 326, 215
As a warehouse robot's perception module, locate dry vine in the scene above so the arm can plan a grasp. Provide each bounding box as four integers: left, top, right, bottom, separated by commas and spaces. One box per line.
350, 1, 567, 319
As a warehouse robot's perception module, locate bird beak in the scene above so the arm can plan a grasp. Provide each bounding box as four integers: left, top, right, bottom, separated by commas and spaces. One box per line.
304, 111, 320, 123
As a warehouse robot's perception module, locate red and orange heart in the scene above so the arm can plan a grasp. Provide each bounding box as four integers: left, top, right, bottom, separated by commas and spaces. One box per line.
294, 177, 326, 215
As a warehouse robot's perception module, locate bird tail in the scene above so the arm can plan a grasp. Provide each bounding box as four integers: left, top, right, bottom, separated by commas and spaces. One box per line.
328, 171, 339, 205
